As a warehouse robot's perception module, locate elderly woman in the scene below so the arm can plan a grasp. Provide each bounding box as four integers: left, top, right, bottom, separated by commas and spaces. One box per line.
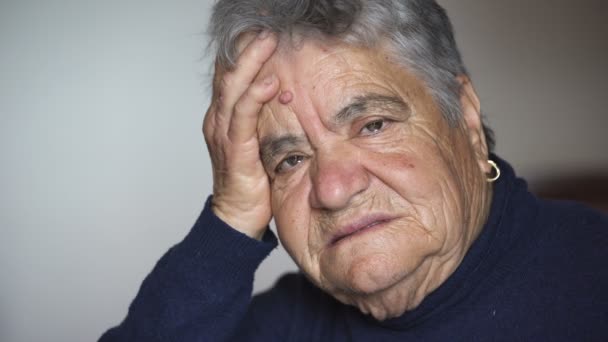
100, 0, 607, 341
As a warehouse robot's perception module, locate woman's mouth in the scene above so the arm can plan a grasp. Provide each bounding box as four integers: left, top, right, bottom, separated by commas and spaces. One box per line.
330, 215, 396, 246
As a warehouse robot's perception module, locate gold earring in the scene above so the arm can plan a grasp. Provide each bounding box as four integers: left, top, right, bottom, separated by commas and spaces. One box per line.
486, 160, 500, 182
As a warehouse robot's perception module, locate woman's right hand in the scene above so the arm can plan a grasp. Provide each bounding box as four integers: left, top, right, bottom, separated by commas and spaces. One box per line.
202, 31, 280, 240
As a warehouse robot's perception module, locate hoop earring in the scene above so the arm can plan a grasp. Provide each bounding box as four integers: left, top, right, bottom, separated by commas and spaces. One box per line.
486, 160, 501, 183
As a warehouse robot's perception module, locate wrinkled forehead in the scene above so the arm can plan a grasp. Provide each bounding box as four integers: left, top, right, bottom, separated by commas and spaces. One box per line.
253, 38, 423, 134
256, 40, 349, 129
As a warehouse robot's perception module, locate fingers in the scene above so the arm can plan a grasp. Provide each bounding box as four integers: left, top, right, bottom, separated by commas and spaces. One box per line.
217, 31, 278, 112
205, 31, 279, 142
228, 73, 279, 142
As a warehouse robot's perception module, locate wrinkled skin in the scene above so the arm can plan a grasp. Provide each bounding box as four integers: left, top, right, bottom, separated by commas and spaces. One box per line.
204, 33, 493, 320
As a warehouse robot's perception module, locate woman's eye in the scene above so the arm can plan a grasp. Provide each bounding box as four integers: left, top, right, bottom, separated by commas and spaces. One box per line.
275, 155, 305, 174
361, 120, 386, 135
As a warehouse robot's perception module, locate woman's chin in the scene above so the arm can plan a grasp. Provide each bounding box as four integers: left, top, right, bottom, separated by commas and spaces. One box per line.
317, 226, 438, 297
321, 250, 412, 295
362, 303, 407, 321
320, 256, 431, 321
339, 292, 410, 321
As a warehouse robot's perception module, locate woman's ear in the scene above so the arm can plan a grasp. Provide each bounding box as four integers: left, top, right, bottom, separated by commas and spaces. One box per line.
457, 75, 490, 174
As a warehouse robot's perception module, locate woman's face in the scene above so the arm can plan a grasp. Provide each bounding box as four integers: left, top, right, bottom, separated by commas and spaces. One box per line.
255, 41, 492, 319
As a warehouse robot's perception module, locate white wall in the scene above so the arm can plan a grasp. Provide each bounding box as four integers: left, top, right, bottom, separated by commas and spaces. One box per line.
1, 1, 221, 341
0, 1, 606, 341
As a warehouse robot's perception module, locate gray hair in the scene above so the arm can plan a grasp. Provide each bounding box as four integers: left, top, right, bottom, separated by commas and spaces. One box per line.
208, 0, 495, 151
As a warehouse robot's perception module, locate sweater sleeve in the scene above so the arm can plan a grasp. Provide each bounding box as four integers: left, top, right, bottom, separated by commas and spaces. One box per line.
99, 197, 278, 342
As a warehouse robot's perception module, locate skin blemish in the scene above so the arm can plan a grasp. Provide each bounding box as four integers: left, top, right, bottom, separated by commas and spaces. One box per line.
279, 90, 294, 104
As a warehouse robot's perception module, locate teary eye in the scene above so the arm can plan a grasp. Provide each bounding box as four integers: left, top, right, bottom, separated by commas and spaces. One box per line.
275, 155, 305, 174
361, 119, 386, 135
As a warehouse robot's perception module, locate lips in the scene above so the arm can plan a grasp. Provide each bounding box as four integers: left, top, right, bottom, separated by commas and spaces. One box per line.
329, 214, 396, 246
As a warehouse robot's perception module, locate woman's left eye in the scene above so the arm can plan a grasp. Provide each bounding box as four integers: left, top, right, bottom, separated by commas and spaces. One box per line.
275, 154, 305, 174
360, 119, 386, 135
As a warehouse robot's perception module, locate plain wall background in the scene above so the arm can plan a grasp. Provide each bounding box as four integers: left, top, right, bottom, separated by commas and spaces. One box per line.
1, 1, 606, 341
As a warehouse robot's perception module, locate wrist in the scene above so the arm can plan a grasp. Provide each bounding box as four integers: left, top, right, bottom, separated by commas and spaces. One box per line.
211, 201, 268, 240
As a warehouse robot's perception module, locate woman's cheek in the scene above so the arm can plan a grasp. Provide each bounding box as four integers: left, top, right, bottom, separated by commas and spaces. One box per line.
273, 171, 311, 242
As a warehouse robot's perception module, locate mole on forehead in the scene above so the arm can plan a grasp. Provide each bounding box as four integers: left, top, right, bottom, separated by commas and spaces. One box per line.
279, 90, 293, 105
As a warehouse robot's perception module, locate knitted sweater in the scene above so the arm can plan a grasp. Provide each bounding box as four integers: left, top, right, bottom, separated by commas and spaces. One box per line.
99, 157, 608, 341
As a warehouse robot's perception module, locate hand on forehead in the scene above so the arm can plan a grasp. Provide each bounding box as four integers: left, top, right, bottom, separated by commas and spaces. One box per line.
235, 32, 295, 106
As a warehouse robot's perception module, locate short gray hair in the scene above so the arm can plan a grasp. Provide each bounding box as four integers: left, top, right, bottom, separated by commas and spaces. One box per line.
208, 0, 495, 151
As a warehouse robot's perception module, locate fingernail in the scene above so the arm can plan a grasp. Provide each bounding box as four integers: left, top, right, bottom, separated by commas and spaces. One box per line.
258, 30, 269, 40
263, 74, 275, 85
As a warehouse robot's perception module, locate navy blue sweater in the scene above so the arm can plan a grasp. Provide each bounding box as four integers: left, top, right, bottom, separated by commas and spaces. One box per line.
100, 158, 608, 341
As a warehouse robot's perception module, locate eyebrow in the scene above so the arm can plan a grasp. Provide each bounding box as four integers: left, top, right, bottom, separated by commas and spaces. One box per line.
259, 135, 306, 169
259, 93, 410, 169
332, 93, 410, 127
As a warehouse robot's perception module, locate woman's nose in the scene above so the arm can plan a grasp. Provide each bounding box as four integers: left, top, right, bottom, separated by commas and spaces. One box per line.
308, 146, 370, 211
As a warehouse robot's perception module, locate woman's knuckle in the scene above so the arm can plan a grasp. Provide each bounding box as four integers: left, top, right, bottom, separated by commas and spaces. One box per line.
233, 101, 247, 116
219, 74, 233, 92
202, 124, 212, 138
